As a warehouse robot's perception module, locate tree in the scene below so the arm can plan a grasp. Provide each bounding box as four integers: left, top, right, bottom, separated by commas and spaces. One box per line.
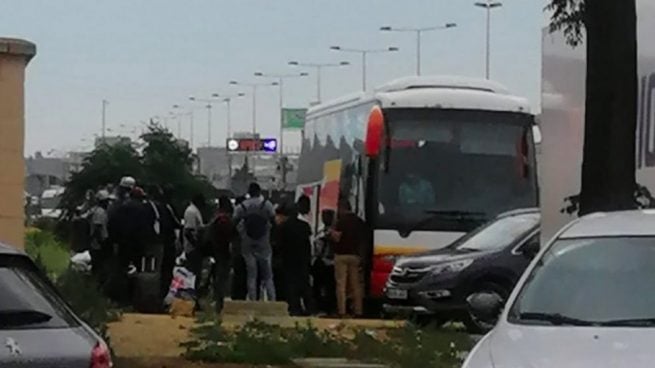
61, 142, 142, 210
61, 124, 215, 212
548, 0, 638, 215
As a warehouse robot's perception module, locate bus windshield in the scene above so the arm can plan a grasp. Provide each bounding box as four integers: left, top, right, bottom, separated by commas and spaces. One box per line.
376, 108, 538, 233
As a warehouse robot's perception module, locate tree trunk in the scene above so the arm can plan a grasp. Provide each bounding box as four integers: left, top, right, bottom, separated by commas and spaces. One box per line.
579, 0, 638, 215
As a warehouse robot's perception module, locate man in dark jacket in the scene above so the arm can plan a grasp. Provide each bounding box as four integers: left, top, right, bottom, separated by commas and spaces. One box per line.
330, 200, 367, 317
206, 196, 237, 313
150, 186, 181, 299
276, 202, 314, 316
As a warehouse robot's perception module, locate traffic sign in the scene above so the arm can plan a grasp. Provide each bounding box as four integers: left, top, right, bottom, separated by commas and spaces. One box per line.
226, 138, 278, 152
282, 108, 306, 130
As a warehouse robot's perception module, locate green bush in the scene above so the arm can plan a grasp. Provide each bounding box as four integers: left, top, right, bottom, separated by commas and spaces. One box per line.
25, 228, 70, 279
182, 319, 472, 368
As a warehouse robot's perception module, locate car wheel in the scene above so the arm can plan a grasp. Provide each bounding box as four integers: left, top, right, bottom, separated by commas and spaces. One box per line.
463, 282, 510, 333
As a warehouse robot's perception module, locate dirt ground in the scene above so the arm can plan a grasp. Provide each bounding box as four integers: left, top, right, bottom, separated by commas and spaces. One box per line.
108, 313, 405, 363
114, 357, 287, 368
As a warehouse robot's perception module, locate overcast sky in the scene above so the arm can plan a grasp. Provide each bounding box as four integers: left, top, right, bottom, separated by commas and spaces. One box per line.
0, 0, 545, 156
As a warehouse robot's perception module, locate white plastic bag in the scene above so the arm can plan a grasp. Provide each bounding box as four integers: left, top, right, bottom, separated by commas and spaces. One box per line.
70, 251, 92, 272
164, 266, 196, 305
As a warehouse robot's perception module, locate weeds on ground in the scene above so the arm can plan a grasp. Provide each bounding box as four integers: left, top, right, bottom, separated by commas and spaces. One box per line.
25, 227, 70, 278
182, 318, 472, 368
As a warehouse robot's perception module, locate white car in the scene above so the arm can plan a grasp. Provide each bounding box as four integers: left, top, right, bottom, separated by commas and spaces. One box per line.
464, 210, 655, 368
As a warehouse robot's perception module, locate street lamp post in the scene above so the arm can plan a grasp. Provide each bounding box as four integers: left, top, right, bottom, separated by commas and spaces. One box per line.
229, 80, 279, 138
101, 99, 109, 139
475, 0, 503, 79
380, 23, 457, 75
288, 61, 350, 103
218, 92, 246, 140
254, 72, 308, 154
189, 94, 220, 146
330, 46, 399, 91
172, 104, 199, 149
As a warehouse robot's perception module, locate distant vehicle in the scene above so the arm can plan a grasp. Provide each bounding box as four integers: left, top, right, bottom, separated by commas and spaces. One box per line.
464, 210, 655, 368
0, 243, 112, 367
384, 209, 540, 332
39, 187, 65, 219
295, 76, 541, 305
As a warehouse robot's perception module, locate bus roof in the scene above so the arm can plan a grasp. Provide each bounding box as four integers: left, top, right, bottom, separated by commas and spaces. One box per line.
307, 75, 532, 117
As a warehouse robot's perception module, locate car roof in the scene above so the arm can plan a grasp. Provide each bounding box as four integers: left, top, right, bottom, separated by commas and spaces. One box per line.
559, 210, 655, 239
0, 242, 25, 256
496, 207, 540, 220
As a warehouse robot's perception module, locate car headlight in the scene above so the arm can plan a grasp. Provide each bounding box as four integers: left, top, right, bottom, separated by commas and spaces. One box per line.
428, 259, 474, 275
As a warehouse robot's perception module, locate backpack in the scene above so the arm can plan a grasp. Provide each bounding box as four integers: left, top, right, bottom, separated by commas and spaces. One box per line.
241, 200, 270, 240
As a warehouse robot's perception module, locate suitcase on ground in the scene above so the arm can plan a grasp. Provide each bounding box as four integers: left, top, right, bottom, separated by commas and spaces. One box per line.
133, 256, 162, 313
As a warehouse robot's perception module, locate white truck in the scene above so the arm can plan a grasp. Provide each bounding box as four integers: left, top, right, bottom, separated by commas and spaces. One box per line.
541, 0, 655, 238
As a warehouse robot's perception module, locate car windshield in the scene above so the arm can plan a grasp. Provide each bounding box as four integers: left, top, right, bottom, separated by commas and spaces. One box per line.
0, 256, 78, 330
509, 237, 655, 327
453, 213, 540, 252
376, 109, 538, 232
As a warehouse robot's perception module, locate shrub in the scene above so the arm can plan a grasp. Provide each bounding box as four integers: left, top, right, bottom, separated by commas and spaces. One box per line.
25, 228, 70, 279
183, 319, 472, 368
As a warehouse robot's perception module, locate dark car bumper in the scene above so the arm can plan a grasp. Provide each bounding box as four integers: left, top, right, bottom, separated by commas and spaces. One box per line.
383, 275, 467, 317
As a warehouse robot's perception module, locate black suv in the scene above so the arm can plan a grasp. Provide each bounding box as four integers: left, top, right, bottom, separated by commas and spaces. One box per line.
383, 208, 540, 332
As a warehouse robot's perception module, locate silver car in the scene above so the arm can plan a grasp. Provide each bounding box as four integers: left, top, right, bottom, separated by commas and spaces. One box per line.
0, 243, 112, 367
464, 210, 655, 368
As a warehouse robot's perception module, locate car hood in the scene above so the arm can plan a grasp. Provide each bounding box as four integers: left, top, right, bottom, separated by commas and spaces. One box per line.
486, 324, 655, 367
0, 327, 96, 368
395, 248, 494, 268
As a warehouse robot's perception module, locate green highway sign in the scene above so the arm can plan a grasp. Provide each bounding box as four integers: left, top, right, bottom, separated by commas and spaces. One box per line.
282, 108, 307, 130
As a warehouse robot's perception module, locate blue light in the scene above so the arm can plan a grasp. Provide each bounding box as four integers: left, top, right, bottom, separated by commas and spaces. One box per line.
261, 138, 278, 152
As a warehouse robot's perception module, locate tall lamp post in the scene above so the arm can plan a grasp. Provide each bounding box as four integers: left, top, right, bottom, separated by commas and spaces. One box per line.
171, 104, 198, 149
218, 92, 246, 140
229, 80, 279, 138
254, 71, 308, 154
189, 94, 220, 146
380, 23, 457, 75
474, 0, 503, 79
330, 46, 399, 91
288, 61, 349, 103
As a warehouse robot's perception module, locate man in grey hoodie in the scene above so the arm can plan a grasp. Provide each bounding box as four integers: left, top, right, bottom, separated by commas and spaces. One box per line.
233, 183, 276, 301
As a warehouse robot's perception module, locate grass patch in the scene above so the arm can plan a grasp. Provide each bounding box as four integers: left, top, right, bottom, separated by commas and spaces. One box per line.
25, 227, 70, 278
182, 319, 472, 368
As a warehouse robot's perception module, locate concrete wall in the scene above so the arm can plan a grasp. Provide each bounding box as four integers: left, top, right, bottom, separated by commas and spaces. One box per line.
0, 38, 36, 249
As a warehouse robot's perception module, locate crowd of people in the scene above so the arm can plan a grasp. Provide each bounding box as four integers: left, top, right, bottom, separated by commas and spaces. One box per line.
73, 177, 369, 318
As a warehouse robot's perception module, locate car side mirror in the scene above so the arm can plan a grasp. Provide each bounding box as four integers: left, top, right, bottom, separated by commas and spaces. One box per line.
467, 292, 504, 323
521, 240, 540, 258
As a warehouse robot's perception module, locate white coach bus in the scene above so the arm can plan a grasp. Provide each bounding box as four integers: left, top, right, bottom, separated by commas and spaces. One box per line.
296, 76, 540, 301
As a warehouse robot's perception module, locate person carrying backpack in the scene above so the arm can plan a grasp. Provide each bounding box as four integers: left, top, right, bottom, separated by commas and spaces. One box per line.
233, 183, 276, 301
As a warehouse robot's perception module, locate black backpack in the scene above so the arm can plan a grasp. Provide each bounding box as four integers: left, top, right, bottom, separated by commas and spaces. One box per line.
241, 201, 270, 240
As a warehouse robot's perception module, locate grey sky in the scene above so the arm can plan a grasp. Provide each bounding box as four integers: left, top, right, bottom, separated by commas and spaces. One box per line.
0, 0, 545, 155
